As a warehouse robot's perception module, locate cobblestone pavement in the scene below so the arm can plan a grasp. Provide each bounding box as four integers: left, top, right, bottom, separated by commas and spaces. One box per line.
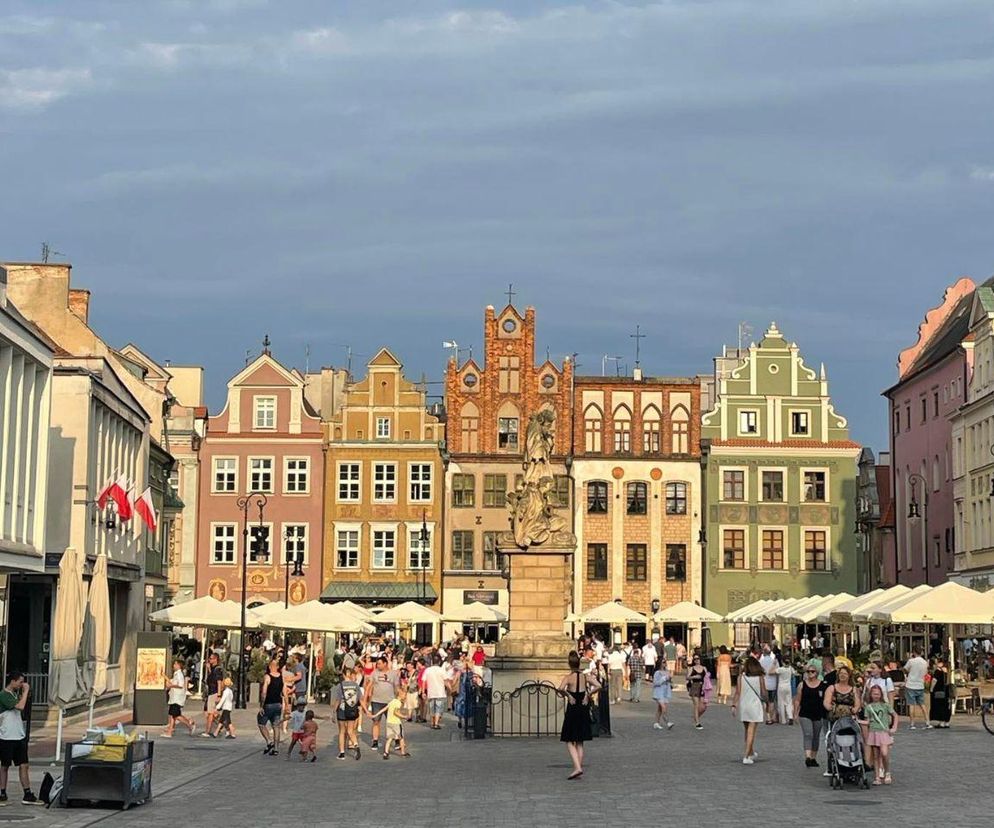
9, 687, 993, 828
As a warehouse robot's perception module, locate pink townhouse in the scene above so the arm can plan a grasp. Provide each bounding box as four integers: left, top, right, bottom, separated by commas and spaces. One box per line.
197, 348, 325, 609
883, 278, 974, 587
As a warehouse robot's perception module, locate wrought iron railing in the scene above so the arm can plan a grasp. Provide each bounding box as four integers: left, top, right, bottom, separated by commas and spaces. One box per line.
487, 680, 568, 738
25, 672, 48, 702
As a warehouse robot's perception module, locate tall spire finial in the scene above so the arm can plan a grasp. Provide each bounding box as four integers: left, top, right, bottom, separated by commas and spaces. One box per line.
262, 334, 271, 356
630, 323, 645, 367
505, 283, 516, 306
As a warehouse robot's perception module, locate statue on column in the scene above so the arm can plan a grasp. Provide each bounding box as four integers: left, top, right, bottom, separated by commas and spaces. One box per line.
506, 410, 567, 548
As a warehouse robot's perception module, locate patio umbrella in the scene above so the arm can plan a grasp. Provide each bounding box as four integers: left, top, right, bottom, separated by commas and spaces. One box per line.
85, 553, 111, 727
859, 584, 932, 623
376, 601, 443, 625
724, 599, 776, 623
443, 601, 508, 623
784, 593, 855, 624
49, 546, 87, 761
581, 600, 648, 625
148, 595, 260, 628
267, 600, 375, 634
652, 601, 723, 624
330, 600, 377, 622
885, 582, 994, 625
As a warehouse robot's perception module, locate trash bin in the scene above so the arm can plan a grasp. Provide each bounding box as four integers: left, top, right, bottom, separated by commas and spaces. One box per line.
60, 739, 153, 810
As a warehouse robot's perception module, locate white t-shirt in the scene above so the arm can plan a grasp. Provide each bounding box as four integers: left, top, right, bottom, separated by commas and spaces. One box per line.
864, 675, 895, 698
218, 687, 234, 712
903, 656, 928, 690
423, 665, 447, 699
800, 637, 810, 651
759, 654, 778, 691
168, 669, 188, 706
642, 643, 657, 666
0, 708, 24, 742
607, 650, 626, 671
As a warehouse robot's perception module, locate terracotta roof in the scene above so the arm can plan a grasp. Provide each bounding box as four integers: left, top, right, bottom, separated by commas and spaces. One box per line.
711, 439, 861, 449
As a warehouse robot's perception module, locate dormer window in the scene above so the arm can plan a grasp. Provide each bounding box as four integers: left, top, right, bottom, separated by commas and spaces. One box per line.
254, 396, 276, 430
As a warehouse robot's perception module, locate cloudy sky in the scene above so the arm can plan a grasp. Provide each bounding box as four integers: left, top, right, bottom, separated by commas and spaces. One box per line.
2, 0, 993, 449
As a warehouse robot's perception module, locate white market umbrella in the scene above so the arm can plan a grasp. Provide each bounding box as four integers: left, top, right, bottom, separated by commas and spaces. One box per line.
653, 601, 723, 624
724, 599, 777, 623
581, 601, 648, 625
846, 585, 913, 622
861, 584, 932, 623
149, 595, 260, 629
376, 601, 443, 625
49, 546, 87, 760
85, 553, 111, 727
267, 600, 375, 634
783, 594, 854, 624
885, 582, 994, 625
821, 589, 885, 623
443, 601, 508, 623
250, 601, 290, 624
762, 595, 824, 622
330, 600, 377, 622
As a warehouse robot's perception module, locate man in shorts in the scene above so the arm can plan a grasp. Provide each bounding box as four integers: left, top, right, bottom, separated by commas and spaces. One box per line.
422, 655, 447, 729
201, 652, 224, 737
365, 656, 399, 749
903, 649, 930, 729
0, 672, 40, 805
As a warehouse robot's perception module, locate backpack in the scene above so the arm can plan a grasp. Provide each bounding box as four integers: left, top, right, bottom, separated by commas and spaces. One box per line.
338, 681, 360, 721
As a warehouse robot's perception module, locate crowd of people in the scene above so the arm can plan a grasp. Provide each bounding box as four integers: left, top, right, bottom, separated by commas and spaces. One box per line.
559, 631, 964, 784
160, 632, 491, 764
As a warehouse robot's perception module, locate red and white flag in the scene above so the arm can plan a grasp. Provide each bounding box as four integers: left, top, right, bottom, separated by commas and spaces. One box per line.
96, 477, 116, 510
134, 487, 157, 532
102, 475, 133, 521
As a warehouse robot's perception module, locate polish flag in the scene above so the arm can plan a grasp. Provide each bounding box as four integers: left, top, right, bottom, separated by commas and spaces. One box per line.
105, 475, 133, 521
134, 487, 157, 532
96, 478, 116, 510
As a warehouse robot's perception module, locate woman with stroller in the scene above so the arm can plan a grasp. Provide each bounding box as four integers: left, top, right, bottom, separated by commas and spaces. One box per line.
824, 665, 861, 722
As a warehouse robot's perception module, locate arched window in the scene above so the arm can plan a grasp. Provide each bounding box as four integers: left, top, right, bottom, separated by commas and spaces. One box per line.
626, 481, 647, 515
497, 401, 520, 451
670, 404, 690, 454
584, 404, 603, 453
460, 402, 479, 453
613, 404, 632, 453
642, 405, 661, 453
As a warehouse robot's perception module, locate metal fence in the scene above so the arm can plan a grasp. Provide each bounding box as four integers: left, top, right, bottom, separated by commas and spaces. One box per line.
25, 672, 48, 702
486, 680, 568, 738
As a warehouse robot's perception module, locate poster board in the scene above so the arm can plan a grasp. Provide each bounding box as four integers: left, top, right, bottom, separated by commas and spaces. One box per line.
133, 631, 170, 726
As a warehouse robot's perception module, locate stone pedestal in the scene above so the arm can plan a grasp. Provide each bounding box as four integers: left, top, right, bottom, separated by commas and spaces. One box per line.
491, 537, 575, 691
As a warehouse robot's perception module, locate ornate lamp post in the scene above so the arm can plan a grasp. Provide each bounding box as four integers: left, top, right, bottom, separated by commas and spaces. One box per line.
282, 528, 305, 609
235, 492, 267, 708
418, 511, 429, 605
907, 473, 928, 586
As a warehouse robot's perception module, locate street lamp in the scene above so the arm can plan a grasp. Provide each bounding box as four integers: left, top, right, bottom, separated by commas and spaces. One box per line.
235, 492, 268, 708
418, 511, 429, 605
907, 473, 928, 586
282, 528, 305, 609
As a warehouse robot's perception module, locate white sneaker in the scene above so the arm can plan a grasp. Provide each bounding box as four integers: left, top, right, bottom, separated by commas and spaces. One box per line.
749, 752, 759, 760
653, 723, 663, 730
742, 757, 754, 765
925, 724, 934, 729
666, 722, 674, 730
909, 724, 916, 730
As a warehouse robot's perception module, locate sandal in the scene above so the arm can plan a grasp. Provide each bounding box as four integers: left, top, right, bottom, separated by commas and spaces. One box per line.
872, 778, 882, 786
883, 774, 893, 785
567, 770, 583, 780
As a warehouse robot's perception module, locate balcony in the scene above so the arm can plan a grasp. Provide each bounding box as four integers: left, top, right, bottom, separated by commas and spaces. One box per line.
145, 547, 165, 579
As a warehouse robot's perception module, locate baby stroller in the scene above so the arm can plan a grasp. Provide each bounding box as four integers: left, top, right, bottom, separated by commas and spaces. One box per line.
826, 716, 870, 790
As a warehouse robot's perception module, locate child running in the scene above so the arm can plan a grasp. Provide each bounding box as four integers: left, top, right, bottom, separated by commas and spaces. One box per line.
651, 662, 674, 730
862, 684, 898, 785
370, 686, 412, 760
212, 678, 236, 739
297, 711, 319, 762
285, 701, 306, 760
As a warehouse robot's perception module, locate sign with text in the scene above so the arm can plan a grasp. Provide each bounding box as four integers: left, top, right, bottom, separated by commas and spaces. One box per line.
463, 590, 499, 606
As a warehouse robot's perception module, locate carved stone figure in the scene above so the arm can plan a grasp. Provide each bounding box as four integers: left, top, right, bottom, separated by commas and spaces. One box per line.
507, 411, 567, 549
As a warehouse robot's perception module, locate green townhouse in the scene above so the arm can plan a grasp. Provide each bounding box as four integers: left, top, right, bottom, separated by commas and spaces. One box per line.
700, 323, 861, 646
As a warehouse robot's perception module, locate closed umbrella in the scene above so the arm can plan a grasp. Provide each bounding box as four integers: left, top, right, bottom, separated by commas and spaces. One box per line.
85, 553, 111, 727
49, 546, 87, 759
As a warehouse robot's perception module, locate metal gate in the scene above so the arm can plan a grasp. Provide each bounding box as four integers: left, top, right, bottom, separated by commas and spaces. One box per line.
488, 680, 566, 737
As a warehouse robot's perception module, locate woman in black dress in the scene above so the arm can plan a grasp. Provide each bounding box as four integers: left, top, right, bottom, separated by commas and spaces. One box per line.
929, 657, 952, 728
560, 651, 601, 780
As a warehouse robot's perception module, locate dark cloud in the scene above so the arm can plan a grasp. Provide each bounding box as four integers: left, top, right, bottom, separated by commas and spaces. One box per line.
2, 0, 993, 448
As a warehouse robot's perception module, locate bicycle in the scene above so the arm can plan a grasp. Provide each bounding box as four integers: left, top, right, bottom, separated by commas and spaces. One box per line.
982, 698, 994, 735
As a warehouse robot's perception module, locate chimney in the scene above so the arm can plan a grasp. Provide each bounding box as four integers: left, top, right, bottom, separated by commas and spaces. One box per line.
68, 288, 90, 325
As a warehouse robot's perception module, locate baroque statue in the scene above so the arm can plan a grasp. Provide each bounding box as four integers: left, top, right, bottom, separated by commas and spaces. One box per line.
506, 410, 567, 548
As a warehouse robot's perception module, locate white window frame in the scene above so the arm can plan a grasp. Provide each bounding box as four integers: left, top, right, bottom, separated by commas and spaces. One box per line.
281, 522, 309, 565
337, 462, 361, 503
253, 395, 277, 430
758, 525, 789, 572
720, 466, 749, 503
373, 462, 397, 503
409, 462, 433, 503
718, 524, 749, 571
283, 456, 310, 494
334, 522, 361, 570
738, 409, 759, 436
801, 467, 829, 503
375, 416, 391, 439
405, 521, 434, 571
801, 525, 832, 572
211, 522, 238, 565
371, 523, 398, 570
758, 466, 787, 503
789, 408, 810, 436
248, 456, 275, 494
212, 456, 238, 494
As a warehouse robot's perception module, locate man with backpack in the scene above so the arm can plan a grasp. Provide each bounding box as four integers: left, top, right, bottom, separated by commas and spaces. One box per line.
332, 665, 367, 760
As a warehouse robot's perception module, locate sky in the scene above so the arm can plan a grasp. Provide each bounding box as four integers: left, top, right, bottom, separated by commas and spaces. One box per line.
2, 0, 994, 451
